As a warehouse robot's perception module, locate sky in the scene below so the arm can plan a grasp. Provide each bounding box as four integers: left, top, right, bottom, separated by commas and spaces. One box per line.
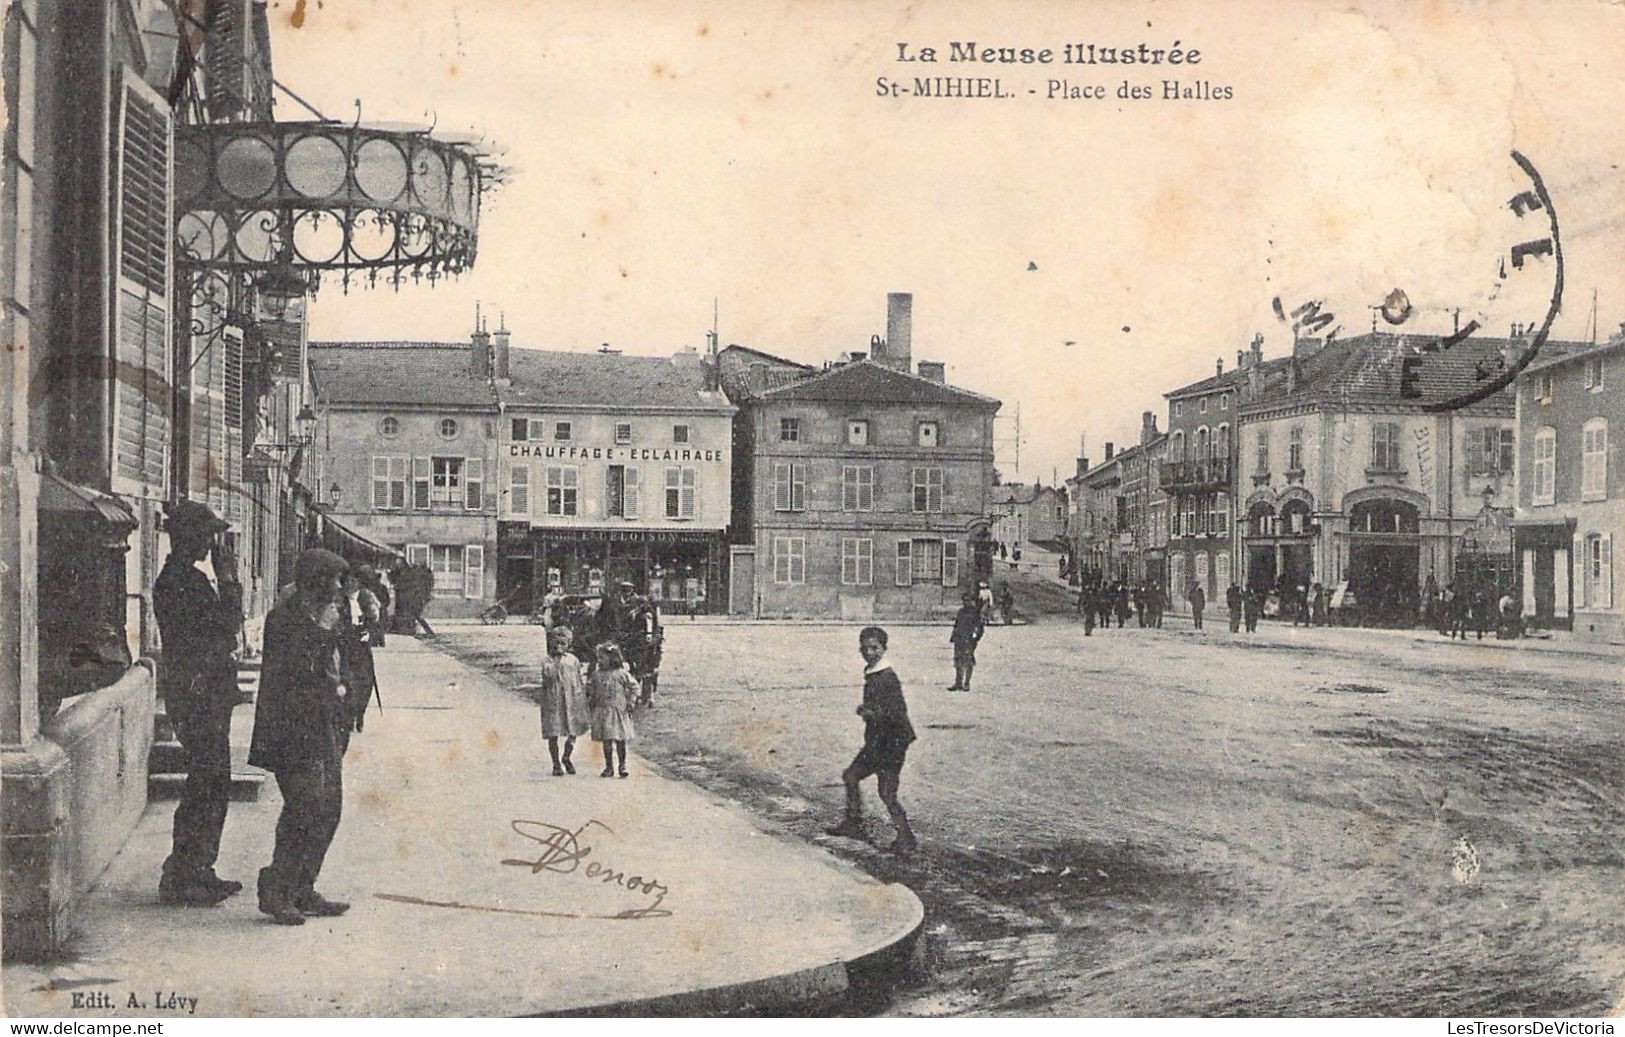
267, 0, 1625, 485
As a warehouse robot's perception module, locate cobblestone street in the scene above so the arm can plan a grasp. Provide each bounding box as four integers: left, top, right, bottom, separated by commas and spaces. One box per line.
436, 583, 1625, 1016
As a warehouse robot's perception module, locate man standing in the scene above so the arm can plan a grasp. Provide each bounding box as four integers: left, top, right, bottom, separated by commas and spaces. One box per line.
154, 501, 244, 907
948, 593, 985, 691
826, 627, 917, 856
1243, 586, 1261, 633
250, 549, 354, 925
1189, 582, 1206, 630
1226, 583, 1243, 633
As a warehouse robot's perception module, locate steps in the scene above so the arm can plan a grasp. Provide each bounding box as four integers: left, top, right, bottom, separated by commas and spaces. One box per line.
146, 657, 268, 802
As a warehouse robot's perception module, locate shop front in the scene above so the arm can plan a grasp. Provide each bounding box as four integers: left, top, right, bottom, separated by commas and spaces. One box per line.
501, 527, 726, 615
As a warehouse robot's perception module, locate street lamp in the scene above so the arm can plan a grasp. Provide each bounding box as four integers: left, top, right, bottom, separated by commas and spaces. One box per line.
294, 404, 318, 446
255, 262, 313, 322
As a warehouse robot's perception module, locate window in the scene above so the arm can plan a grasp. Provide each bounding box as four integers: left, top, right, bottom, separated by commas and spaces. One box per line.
773, 463, 806, 511
1288, 426, 1303, 471
412, 458, 431, 509
379, 416, 400, 438
527, 418, 547, 441
615, 422, 632, 445
1172, 430, 1185, 461
371, 456, 407, 510
842, 465, 874, 511
1220, 393, 1229, 411
917, 421, 939, 447
1196, 426, 1209, 460
895, 540, 912, 586
841, 538, 873, 585
773, 536, 805, 584
665, 466, 696, 519
429, 545, 464, 598
912, 466, 944, 513
1215, 551, 1231, 588
672, 424, 690, 444
606, 465, 640, 518
912, 539, 944, 583
1174, 400, 1184, 417
510, 417, 528, 441
943, 541, 960, 586
1216, 423, 1230, 457
1538, 372, 1554, 404
1533, 426, 1556, 505
847, 419, 869, 446
546, 465, 579, 516
1255, 428, 1269, 474
1585, 356, 1605, 391
509, 463, 530, 516
1371, 422, 1402, 471
1470, 426, 1516, 475
464, 457, 484, 510
464, 544, 485, 599
1208, 494, 1228, 535
1171, 499, 1183, 536
554, 421, 572, 442
1583, 533, 1613, 609
439, 418, 458, 440
1582, 419, 1608, 502
1199, 397, 1207, 414
430, 457, 464, 507
779, 417, 800, 442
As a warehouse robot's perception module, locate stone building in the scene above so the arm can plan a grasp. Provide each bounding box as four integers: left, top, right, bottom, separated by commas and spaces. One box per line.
719, 293, 1001, 618
990, 482, 1069, 552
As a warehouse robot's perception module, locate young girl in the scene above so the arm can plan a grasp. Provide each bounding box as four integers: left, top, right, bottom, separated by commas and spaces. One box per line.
589, 642, 637, 778
537, 626, 589, 775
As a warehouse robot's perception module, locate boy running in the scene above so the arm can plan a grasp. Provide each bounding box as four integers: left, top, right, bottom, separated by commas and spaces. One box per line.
826, 626, 918, 856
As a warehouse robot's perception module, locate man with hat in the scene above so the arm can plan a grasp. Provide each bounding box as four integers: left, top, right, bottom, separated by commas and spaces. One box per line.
249, 548, 354, 925
154, 500, 244, 906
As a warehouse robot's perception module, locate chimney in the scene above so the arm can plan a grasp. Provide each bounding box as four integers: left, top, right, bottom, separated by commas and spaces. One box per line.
492, 312, 510, 381
1141, 410, 1158, 445
1104, 441, 1115, 461
1237, 348, 1246, 371
916, 360, 946, 384
1250, 332, 1264, 366
748, 362, 768, 394
1076, 456, 1090, 479
885, 292, 912, 373
1293, 336, 1323, 360
470, 309, 492, 378
1216, 357, 1224, 377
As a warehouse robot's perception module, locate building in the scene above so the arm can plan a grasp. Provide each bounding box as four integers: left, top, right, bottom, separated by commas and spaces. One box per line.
989, 482, 1068, 552
719, 293, 1001, 619
1121, 414, 1168, 589
1513, 335, 1623, 642
1234, 330, 1580, 626
307, 336, 502, 618
1071, 443, 1128, 583
497, 341, 735, 616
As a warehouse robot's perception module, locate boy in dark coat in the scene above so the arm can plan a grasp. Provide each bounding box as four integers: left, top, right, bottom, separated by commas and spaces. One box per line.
948, 594, 984, 690
826, 627, 918, 856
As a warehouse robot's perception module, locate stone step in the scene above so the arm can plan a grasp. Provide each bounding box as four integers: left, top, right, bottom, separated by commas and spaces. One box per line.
147, 769, 267, 802
149, 740, 259, 776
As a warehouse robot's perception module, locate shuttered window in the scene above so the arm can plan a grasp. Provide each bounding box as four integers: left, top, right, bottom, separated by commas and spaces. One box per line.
841, 538, 873, 586
412, 457, 431, 509
772, 536, 805, 584
942, 541, 960, 586
112, 75, 173, 498
464, 544, 485, 599
895, 540, 913, 586
665, 466, 696, 519
465, 456, 484, 510
509, 463, 530, 516
1582, 419, 1608, 502
911, 467, 944, 513
842, 466, 874, 511
773, 463, 806, 512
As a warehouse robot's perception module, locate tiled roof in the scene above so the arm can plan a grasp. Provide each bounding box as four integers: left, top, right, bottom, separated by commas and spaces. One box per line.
309, 342, 499, 408
1520, 336, 1623, 377
502, 349, 732, 412
755, 358, 1000, 408
716, 344, 814, 401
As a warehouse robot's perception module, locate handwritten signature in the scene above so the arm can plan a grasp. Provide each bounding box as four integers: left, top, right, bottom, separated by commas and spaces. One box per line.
501, 819, 671, 919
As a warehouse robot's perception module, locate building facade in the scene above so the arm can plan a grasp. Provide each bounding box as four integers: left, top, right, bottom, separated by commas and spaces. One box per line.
1514, 337, 1623, 642
719, 293, 1000, 619
990, 482, 1068, 551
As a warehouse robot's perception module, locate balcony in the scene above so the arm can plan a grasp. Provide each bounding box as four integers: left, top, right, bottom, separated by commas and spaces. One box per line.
1160, 458, 1231, 489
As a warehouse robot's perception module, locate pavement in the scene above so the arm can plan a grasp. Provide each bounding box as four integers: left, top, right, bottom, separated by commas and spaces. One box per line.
2, 638, 923, 1018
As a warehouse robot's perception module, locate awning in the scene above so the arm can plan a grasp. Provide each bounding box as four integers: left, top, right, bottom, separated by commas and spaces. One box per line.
317, 512, 402, 567
38, 471, 138, 529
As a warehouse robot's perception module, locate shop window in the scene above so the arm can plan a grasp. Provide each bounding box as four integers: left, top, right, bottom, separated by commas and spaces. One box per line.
773, 536, 805, 584
841, 538, 873, 586
779, 417, 800, 442
773, 462, 807, 511
842, 465, 874, 511
546, 465, 579, 516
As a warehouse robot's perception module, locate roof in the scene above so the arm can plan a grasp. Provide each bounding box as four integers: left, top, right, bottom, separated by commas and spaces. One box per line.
989, 483, 1047, 506
715, 344, 814, 400
1520, 336, 1623, 377
502, 349, 732, 412
1167, 357, 1292, 399
309, 342, 498, 409
753, 358, 1000, 408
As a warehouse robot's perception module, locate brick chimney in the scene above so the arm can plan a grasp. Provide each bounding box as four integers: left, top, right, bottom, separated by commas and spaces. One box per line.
471, 310, 492, 378
1104, 441, 1115, 461
1141, 410, 1158, 445
492, 313, 510, 381
1216, 356, 1224, 377
916, 360, 946, 383
884, 292, 912, 373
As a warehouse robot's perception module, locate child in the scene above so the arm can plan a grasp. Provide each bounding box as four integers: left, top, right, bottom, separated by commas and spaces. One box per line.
589, 642, 637, 778
826, 626, 918, 856
538, 626, 589, 776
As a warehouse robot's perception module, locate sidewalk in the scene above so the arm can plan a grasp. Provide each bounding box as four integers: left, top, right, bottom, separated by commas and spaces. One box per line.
2, 639, 922, 1018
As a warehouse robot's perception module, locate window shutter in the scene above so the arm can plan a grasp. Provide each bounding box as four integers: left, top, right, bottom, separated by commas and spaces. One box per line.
510, 464, 529, 516
625, 466, 640, 518
406, 543, 429, 568
1604, 535, 1614, 610
665, 466, 680, 519
412, 456, 431, 510
372, 456, 390, 510
791, 463, 806, 511
774, 463, 789, 511
111, 74, 173, 499
896, 540, 913, 586
465, 457, 484, 510
938, 469, 950, 512
943, 541, 960, 586
464, 544, 484, 599
681, 467, 696, 518
842, 467, 856, 511
389, 457, 407, 509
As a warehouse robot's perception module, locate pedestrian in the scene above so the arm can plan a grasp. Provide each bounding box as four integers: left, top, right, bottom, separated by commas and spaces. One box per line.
249, 548, 354, 925
825, 627, 917, 857
1448, 583, 1470, 640
1440, 583, 1457, 636
996, 581, 1015, 625
1226, 583, 1243, 633
1151, 584, 1165, 628
1099, 586, 1115, 631
1311, 583, 1328, 626
1498, 592, 1522, 640
1423, 573, 1439, 629
537, 626, 589, 775
948, 593, 985, 691
1189, 583, 1206, 630
977, 580, 994, 623
1081, 584, 1096, 636
1471, 587, 1493, 641
153, 501, 245, 907
1133, 585, 1147, 627
1244, 587, 1260, 633
589, 642, 637, 778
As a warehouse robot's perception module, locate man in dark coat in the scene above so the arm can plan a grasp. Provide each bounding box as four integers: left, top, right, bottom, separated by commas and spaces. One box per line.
1226, 583, 1243, 633
154, 501, 244, 907
1244, 587, 1262, 632
1190, 583, 1206, 630
826, 627, 917, 856
948, 593, 984, 691
250, 549, 354, 925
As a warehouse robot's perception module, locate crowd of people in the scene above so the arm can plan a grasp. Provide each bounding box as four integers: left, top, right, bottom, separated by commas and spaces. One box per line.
1072, 574, 1168, 635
